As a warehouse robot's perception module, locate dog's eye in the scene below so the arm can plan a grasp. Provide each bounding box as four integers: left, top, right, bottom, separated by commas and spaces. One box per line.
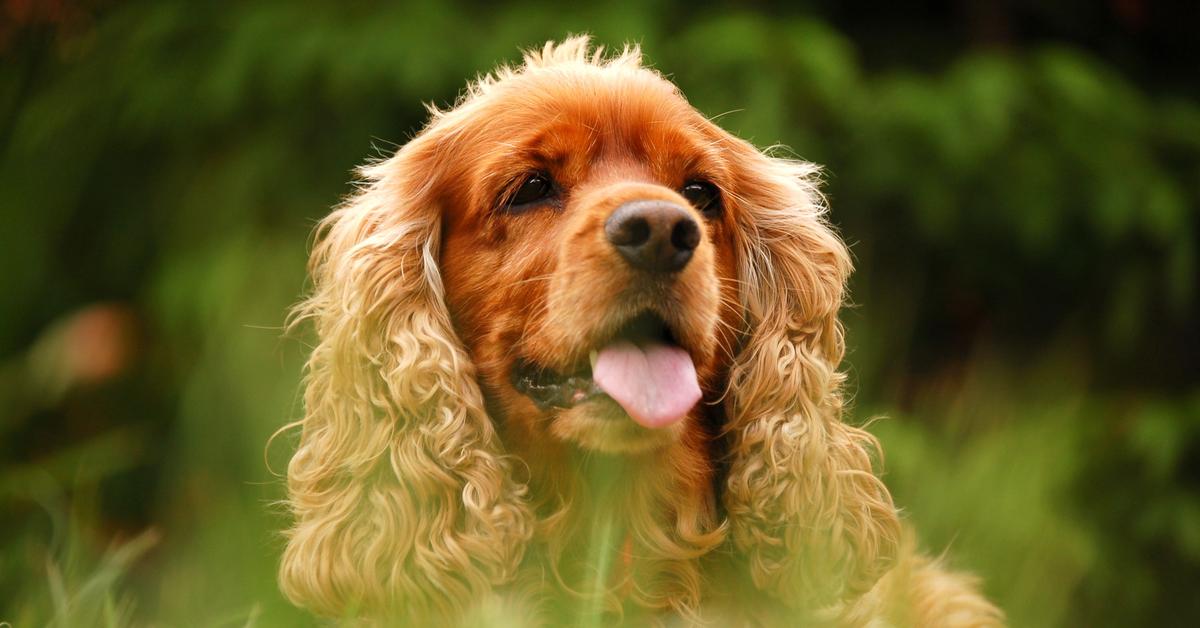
505, 172, 557, 212
681, 180, 722, 218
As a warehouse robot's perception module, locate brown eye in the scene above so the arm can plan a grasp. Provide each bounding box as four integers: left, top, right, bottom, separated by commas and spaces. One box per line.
681, 180, 722, 219
505, 172, 557, 212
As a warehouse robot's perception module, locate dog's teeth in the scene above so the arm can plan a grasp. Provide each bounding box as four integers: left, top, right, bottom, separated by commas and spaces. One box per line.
589, 350, 598, 370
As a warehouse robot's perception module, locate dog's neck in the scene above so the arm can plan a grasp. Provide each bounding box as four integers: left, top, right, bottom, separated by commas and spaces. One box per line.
494, 417, 726, 616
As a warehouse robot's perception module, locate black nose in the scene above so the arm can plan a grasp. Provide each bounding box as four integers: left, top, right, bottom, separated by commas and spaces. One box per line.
605, 200, 700, 274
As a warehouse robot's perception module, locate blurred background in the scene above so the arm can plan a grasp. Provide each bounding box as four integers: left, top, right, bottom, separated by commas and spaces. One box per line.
2, 0, 1197, 625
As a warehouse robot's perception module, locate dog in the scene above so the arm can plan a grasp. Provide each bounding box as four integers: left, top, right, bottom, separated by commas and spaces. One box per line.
278, 37, 1004, 626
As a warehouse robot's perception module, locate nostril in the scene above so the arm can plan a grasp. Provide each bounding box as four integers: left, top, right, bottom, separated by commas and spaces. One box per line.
625, 217, 651, 247
671, 218, 700, 252
606, 214, 651, 247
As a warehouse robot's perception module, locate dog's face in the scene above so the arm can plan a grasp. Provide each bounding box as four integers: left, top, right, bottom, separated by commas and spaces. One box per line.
436, 66, 742, 454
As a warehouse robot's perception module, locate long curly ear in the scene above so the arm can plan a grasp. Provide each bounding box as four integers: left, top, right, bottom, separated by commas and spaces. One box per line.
279, 139, 533, 621
721, 145, 900, 610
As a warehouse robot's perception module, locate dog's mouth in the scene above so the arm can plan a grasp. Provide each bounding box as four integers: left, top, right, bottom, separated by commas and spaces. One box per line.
511, 311, 701, 429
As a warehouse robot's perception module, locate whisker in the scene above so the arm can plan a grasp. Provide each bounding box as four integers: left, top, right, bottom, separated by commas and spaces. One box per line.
706, 108, 744, 123
510, 273, 556, 286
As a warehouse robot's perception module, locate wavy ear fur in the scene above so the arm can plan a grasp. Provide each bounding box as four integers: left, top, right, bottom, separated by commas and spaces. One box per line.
279, 137, 532, 621
722, 144, 900, 610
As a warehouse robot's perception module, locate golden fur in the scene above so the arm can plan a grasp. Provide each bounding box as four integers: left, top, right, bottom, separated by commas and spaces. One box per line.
279, 37, 1005, 626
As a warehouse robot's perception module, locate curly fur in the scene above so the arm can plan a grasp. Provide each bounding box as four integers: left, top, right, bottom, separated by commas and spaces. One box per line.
279, 37, 1004, 626
721, 150, 901, 609
279, 158, 533, 621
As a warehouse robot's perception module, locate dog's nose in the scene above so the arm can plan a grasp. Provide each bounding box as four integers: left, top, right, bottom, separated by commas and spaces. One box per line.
605, 200, 700, 273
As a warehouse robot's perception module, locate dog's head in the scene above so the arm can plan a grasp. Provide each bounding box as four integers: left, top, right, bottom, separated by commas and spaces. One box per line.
280, 38, 899, 621
435, 48, 740, 456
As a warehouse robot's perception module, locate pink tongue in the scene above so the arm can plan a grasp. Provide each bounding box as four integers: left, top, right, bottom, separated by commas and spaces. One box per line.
592, 341, 701, 429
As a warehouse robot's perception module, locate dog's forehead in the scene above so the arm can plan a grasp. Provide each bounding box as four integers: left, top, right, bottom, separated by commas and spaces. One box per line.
443, 69, 728, 199
487, 68, 711, 157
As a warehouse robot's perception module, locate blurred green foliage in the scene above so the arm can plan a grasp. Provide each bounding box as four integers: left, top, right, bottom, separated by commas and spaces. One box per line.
2, 1, 1197, 626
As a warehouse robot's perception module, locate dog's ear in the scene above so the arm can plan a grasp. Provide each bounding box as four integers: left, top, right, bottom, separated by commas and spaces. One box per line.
720, 140, 900, 610
279, 135, 532, 621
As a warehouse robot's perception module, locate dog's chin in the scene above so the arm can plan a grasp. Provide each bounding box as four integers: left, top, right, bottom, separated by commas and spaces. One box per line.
548, 397, 684, 454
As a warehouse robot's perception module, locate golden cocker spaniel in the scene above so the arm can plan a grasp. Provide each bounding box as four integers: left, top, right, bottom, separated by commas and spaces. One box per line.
279, 37, 1004, 627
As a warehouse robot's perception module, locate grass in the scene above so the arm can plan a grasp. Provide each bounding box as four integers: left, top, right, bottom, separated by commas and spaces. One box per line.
3, 353, 1113, 627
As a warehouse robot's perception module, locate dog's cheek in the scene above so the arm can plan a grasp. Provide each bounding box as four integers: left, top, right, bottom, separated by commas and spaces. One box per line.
690, 225, 740, 387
